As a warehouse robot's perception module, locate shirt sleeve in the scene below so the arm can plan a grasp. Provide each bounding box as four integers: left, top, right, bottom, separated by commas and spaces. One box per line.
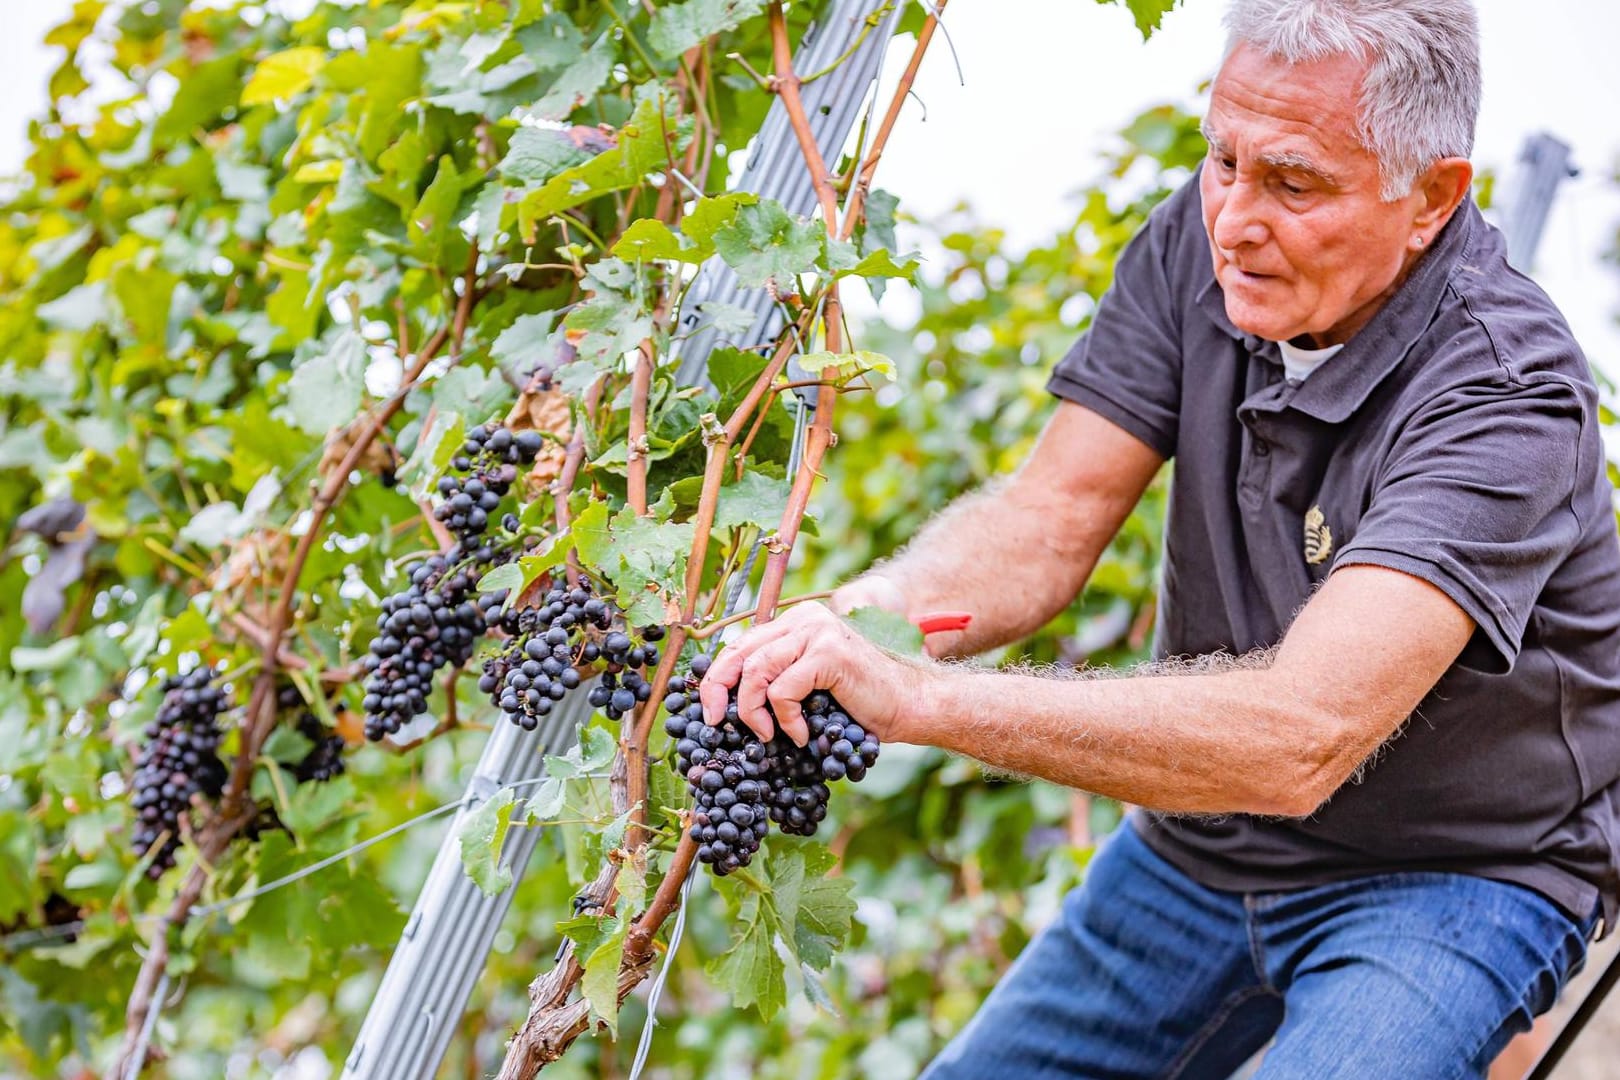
1045, 185, 1189, 461
1331, 376, 1587, 674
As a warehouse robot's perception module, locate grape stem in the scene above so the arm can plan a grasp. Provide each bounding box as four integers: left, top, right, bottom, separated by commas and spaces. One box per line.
684, 589, 836, 640
767, 1, 841, 227
627, 341, 654, 517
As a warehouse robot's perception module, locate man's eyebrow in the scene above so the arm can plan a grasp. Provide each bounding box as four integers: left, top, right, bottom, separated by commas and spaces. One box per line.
1198, 119, 1339, 186
1257, 149, 1339, 186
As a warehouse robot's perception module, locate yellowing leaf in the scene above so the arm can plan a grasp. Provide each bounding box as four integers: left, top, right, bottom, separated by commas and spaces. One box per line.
242, 47, 327, 107
795, 349, 896, 382
292, 160, 343, 184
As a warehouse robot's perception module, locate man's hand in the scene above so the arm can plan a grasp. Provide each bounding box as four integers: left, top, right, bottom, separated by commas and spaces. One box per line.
696, 602, 922, 748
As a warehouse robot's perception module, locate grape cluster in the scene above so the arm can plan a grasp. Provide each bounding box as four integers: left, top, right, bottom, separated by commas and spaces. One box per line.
433, 424, 543, 544
131, 668, 229, 879
765, 692, 880, 834
275, 685, 347, 783
362, 423, 547, 741
478, 579, 665, 729
665, 655, 881, 875
361, 550, 492, 741
584, 624, 663, 721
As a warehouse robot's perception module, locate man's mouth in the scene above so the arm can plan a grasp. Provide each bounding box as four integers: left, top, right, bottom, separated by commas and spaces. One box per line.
1229, 266, 1277, 283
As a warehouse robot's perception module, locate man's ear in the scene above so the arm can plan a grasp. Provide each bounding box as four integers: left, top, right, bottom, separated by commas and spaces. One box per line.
1411, 156, 1474, 235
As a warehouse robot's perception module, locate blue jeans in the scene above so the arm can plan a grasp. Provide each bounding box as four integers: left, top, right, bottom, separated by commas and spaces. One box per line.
922, 824, 1597, 1080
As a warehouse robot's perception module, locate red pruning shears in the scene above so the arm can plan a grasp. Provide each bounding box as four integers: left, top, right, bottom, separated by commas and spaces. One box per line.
913, 610, 973, 636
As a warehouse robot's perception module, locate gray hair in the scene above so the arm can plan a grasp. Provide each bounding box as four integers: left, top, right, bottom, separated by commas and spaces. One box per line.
1223, 0, 1481, 200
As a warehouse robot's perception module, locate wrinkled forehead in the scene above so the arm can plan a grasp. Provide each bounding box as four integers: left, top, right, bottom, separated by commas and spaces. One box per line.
1205, 43, 1372, 162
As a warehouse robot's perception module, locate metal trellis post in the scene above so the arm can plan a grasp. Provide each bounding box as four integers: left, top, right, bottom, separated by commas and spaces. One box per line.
1500, 132, 1578, 273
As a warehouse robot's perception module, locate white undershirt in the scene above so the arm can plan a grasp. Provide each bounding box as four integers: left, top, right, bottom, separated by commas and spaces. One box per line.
1277, 339, 1345, 383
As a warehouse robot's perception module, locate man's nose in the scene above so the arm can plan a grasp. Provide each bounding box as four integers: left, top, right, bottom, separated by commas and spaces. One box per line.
1211, 179, 1268, 252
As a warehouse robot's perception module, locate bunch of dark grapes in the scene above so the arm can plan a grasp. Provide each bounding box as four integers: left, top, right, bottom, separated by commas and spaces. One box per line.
584, 624, 663, 721
361, 551, 490, 740
478, 579, 666, 729
763, 691, 880, 835
275, 685, 347, 783
131, 667, 229, 879
362, 423, 546, 741
664, 655, 881, 875
433, 424, 543, 544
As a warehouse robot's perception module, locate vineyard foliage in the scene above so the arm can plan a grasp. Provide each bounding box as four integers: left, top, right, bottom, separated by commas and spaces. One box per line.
0, 0, 1196, 1075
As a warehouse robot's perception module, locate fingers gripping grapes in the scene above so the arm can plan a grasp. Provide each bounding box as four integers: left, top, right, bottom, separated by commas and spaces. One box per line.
667, 648, 885, 877
697, 602, 913, 745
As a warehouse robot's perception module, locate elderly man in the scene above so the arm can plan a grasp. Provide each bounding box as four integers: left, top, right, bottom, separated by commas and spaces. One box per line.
699, 0, 1620, 1074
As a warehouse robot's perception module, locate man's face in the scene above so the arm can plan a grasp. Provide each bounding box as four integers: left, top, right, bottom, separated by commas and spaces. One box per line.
1200, 44, 1428, 346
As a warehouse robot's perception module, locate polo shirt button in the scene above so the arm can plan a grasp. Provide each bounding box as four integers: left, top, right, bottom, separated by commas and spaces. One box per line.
1254, 439, 1270, 457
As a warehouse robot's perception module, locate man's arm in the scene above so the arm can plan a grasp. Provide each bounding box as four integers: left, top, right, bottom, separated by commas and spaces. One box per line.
701, 564, 1474, 817
840, 400, 1163, 658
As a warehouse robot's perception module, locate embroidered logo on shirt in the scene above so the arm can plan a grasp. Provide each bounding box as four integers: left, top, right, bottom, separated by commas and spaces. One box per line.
1304, 505, 1333, 565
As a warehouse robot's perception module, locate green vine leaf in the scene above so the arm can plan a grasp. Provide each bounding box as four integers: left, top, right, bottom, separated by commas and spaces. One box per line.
694, 300, 757, 336
409, 155, 474, 263
285, 331, 368, 435
475, 561, 525, 598
489, 310, 567, 383
1100, 0, 1183, 39
707, 891, 786, 1018
280, 776, 358, 837
559, 913, 630, 1035
564, 257, 655, 365
517, 93, 688, 242
765, 841, 857, 970
682, 192, 757, 247
611, 218, 701, 263
712, 199, 823, 292
457, 787, 520, 898
647, 0, 767, 58
842, 248, 921, 281
498, 126, 594, 187
566, 502, 691, 625
713, 472, 789, 530
544, 724, 617, 782
430, 365, 509, 424
528, 34, 616, 121
843, 607, 925, 656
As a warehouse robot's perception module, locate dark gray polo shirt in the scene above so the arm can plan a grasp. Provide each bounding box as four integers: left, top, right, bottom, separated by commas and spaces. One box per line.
1049, 172, 1620, 925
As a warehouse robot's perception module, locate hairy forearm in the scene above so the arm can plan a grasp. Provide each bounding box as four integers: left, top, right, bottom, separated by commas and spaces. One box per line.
909, 653, 1354, 817
865, 481, 1110, 657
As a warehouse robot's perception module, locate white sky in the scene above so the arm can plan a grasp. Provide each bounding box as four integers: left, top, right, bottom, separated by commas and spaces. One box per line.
2, 0, 1617, 370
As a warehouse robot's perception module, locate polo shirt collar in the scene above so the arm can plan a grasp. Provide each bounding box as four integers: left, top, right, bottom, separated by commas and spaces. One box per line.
1195, 198, 1478, 423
